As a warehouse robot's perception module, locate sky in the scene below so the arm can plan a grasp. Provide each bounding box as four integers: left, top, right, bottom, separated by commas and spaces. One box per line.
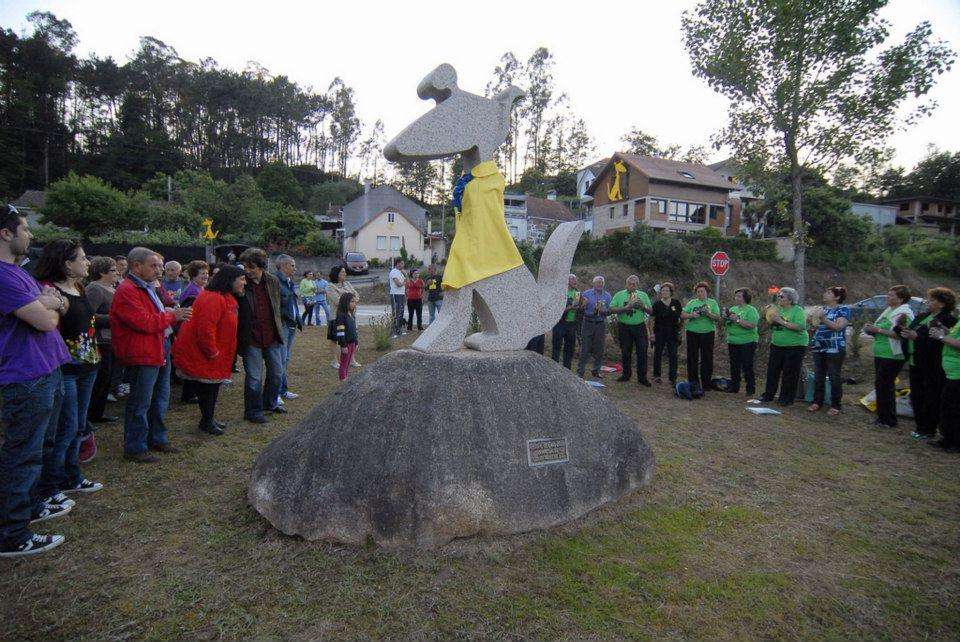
2, 0, 959, 173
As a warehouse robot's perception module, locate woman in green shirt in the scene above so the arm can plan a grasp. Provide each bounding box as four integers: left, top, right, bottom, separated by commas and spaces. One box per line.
929, 319, 960, 452
680, 281, 721, 390
725, 287, 760, 395
862, 285, 914, 428
760, 287, 808, 405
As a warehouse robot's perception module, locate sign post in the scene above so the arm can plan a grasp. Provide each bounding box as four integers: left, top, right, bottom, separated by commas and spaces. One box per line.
710, 250, 731, 300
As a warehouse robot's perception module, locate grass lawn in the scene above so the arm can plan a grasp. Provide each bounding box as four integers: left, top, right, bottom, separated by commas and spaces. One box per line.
2, 325, 959, 639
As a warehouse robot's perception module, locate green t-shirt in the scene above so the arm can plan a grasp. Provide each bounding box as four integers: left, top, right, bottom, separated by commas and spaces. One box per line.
908, 315, 933, 367
873, 307, 909, 361
683, 298, 719, 334
610, 289, 652, 325
942, 321, 960, 380
564, 288, 579, 322
725, 304, 760, 345
771, 304, 809, 347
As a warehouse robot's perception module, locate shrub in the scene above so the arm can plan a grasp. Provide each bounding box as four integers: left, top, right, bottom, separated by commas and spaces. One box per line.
30, 223, 80, 244
303, 229, 340, 257
89, 228, 204, 246
260, 206, 317, 249
367, 312, 393, 351
41, 173, 133, 237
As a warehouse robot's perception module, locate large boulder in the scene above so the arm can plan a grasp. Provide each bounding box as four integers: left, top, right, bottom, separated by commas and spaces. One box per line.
248, 349, 654, 548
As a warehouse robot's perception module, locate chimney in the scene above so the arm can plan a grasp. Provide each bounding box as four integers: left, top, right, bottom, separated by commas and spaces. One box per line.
363, 179, 371, 194
547, 190, 557, 201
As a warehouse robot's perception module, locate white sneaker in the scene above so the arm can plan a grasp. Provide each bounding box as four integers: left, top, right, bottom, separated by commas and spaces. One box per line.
0, 533, 65, 558
331, 362, 340, 369
43, 493, 75, 509
276, 397, 285, 406
31, 502, 72, 524
63, 479, 103, 494
107, 394, 118, 402
282, 391, 299, 399
223, 378, 233, 386
351, 361, 362, 368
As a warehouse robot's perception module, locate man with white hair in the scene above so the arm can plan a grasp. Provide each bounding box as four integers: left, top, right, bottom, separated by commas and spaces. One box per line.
161, 261, 185, 303
551, 274, 580, 369
576, 275, 612, 379
610, 275, 653, 386
274, 254, 300, 403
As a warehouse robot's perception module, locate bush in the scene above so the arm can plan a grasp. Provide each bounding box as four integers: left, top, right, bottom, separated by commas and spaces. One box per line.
125, 191, 202, 232
303, 229, 340, 257
260, 206, 317, 250
576, 226, 697, 275
680, 234, 777, 262
898, 236, 960, 277
41, 173, 133, 237
30, 223, 80, 244
89, 228, 205, 246
367, 312, 393, 351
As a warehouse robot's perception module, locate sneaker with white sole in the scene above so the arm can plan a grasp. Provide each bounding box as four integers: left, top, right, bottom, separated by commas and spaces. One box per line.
106, 393, 118, 402
43, 493, 75, 509
0, 533, 65, 558
30, 503, 72, 524
331, 362, 339, 369
283, 391, 299, 399
63, 478, 103, 494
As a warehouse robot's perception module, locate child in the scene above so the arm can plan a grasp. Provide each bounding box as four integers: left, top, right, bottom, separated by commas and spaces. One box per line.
329, 292, 359, 381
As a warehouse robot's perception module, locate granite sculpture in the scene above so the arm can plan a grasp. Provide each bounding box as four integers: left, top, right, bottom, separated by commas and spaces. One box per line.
248, 64, 654, 549
385, 63, 583, 352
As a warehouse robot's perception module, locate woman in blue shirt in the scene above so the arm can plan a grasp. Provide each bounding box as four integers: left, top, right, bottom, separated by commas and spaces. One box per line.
809, 286, 851, 415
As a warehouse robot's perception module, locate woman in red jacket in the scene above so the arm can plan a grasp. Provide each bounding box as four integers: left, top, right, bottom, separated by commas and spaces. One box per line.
173, 265, 245, 435
405, 268, 425, 331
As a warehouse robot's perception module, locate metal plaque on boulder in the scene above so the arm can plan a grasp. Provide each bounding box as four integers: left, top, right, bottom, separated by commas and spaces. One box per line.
527, 438, 569, 467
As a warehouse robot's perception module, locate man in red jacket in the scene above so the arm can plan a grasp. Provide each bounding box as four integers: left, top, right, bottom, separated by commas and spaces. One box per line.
110, 247, 191, 463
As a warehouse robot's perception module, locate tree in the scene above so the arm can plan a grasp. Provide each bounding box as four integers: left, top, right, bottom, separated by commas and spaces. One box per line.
40, 173, 131, 237
520, 48, 555, 173
328, 77, 361, 176
683, 0, 954, 299
358, 119, 385, 184
306, 178, 363, 213
886, 147, 960, 201
486, 52, 523, 183
256, 162, 304, 207
260, 206, 317, 249
621, 127, 680, 158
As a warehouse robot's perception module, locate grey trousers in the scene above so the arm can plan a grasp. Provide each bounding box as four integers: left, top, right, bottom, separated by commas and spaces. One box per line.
577, 319, 606, 377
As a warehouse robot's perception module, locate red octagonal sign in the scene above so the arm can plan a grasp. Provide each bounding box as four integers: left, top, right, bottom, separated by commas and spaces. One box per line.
710, 251, 731, 277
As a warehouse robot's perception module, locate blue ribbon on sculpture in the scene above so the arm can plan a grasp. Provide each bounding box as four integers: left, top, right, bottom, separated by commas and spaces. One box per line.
451, 172, 474, 211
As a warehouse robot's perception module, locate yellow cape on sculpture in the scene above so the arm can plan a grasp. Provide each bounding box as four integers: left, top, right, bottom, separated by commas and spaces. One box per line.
441, 160, 524, 290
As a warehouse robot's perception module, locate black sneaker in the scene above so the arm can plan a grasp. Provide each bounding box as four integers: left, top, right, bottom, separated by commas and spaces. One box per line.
31, 503, 73, 524
268, 406, 288, 414
63, 479, 103, 494
245, 414, 268, 424
638, 379, 652, 387
0, 533, 65, 558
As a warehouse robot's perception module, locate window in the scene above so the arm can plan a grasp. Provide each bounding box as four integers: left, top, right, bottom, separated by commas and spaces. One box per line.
667, 200, 711, 224
387, 212, 396, 223
899, 202, 909, 211
390, 236, 400, 251
651, 198, 667, 215
376, 236, 387, 250
678, 170, 696, 180
609, 206, 615, 220
708, 205, 724, 222
622, 204, 629, 217
689, 204, 706, 224
509, 225, 519, 236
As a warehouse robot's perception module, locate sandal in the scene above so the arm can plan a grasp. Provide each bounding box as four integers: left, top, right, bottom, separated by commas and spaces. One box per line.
827, 408, 840, 416
807, 403, 821, 412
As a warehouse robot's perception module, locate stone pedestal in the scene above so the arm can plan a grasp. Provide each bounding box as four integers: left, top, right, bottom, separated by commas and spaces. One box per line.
248, 349, 654, 548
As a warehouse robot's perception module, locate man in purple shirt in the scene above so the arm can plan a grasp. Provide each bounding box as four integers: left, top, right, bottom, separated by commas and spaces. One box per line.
0, 205, 72, 558
576, 275, 612, 379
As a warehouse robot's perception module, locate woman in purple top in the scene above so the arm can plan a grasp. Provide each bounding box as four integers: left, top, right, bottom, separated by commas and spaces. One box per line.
179, 260, 210, 308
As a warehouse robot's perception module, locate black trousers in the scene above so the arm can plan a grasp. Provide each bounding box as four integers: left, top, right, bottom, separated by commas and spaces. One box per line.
406, 299, 423, 330
618, 323, 648, 381
939, 379, 960, 446
551, 320, 577, 369
812, 350, 845, 409
727, 342, 757, 394
874, 357, 904, 426
300, 304, 315, 326
763, 345, 805, 404
652, 334, 678, 382
685, 331, 714, 387
88, 344, 114, 420
910, 365, 947, 436
195, 382, 222, 426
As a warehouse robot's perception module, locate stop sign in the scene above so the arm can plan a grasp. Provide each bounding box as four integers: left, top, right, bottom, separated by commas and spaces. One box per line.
710, 251, 731, 277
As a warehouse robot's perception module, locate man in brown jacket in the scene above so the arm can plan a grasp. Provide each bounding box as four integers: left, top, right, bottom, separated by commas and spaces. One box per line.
237, 248, 285, 424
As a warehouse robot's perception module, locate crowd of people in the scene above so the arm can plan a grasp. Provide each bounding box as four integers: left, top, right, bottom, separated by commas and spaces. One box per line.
0, 205, 370, 557
542, 271, 960, 452
3, 199, 959, 558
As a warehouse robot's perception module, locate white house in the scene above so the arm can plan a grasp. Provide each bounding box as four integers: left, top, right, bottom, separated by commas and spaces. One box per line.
502, 192, 579, 244
341, 184, 436, 263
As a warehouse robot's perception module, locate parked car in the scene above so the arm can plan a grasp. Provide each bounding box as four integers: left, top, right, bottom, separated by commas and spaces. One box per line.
342, 252, 369, 275
849, 295, 925, 320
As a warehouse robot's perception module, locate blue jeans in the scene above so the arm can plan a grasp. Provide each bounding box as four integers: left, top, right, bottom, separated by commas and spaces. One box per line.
391, 294, 406, 335
279, 326, 296, 397
315, 300, 332, 326
428, 299, 443, 324
123, 346, 171, 455
1, 369, 62, 548
242, 343, 282, 419
34, 367, 96, 500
